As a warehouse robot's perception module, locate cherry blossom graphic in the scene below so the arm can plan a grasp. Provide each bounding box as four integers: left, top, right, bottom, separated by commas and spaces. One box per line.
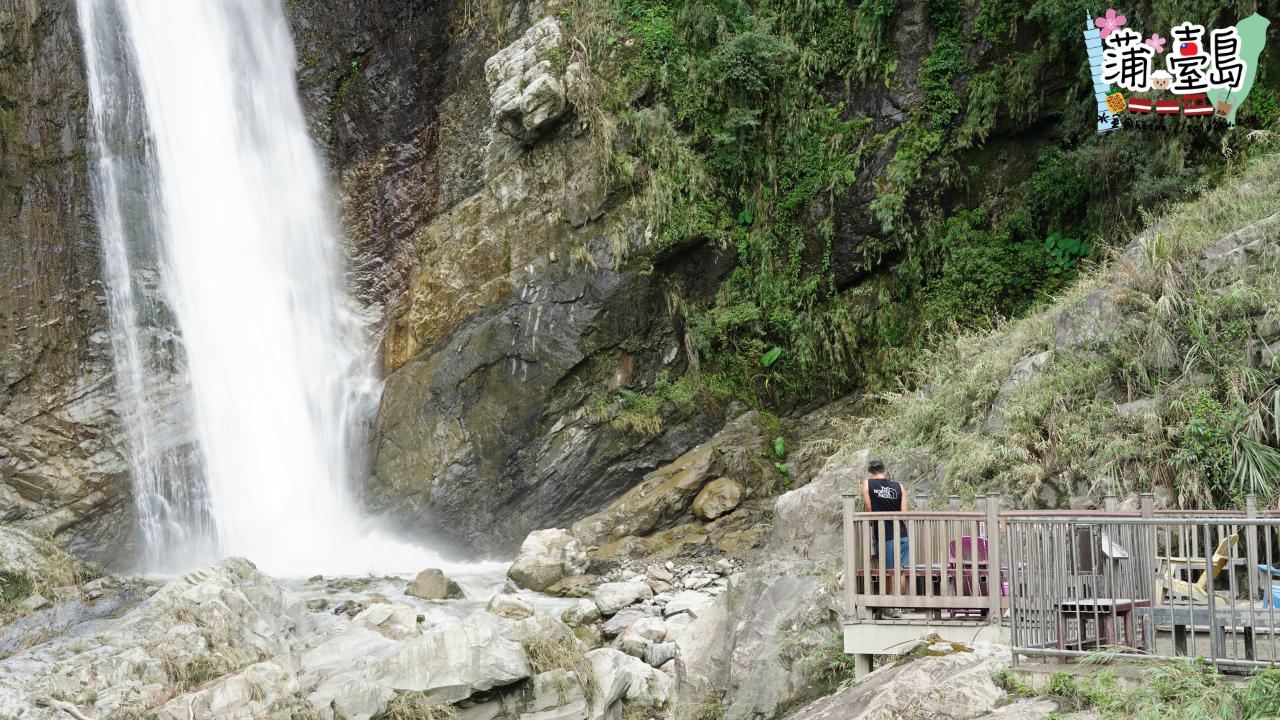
1145, 33, 1167, 53
1095, 8, 1127, 39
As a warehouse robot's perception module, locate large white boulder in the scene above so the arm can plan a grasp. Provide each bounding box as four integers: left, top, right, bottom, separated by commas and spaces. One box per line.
508, 529, 590, 592
622, 616, 666, 643
561, 599, 601, 627
586, 648, 674, 720
592, 581, 652, 616
662, 590, 728, 690
367, 620, 531, 701
353, 602, 420, 640
488, 593, 535, 620
308, 671, 396, 720
772, 449, 868, 560
662, 590, 712, 619
301, 627, 395, 677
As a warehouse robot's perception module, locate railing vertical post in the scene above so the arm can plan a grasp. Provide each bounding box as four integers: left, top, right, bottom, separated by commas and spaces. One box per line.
986, 494, 1002, 620
842, 492, 857, 622
1246, 494, 1259, 611
1104, 493, 1117, 512
1140, 493, 1155, 612
949, 495, 961, 511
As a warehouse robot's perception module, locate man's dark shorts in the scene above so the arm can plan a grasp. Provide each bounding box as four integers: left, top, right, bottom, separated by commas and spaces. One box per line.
881, 537, 910, 569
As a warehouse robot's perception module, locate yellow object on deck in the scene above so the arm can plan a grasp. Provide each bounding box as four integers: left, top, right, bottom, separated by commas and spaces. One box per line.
1155, 533, 1239, 605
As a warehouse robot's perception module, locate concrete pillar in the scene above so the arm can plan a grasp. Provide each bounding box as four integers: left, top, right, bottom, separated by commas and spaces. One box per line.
854, 653, 874, 678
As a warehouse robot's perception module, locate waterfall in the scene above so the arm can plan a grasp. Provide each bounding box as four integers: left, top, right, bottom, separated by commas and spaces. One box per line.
78, 0, 436, 576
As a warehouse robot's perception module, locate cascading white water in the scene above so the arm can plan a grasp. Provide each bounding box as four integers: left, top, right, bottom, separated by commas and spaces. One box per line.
78, 0, 448, 576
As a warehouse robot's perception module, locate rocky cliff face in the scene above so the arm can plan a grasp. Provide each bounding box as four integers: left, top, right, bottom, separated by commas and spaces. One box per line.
0, 0, 130, 565
289, 3, 736, 555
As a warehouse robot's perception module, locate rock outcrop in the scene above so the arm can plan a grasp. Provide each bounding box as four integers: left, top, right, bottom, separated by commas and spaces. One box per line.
0, 555, 681, 720
570, 411, 765, 549
294, 4, 733, 555
785, 642, 1023, 720
692, 477, 745, 521
0, 0, 130, 566
485, 18, 578, 145
0, 558, 306, 717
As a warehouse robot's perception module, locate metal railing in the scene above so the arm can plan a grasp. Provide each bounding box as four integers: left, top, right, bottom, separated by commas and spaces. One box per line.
1007, 500, 1280, 670
841, 492, 1280, 670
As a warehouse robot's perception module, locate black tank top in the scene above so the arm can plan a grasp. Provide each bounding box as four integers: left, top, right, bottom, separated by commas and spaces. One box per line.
868, 478, 906, 540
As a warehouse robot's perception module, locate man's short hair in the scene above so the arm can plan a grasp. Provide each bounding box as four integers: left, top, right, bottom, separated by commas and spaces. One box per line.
867, 459, 887, 474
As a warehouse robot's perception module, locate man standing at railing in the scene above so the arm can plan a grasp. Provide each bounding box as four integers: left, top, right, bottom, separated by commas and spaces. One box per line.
864, 459, 909, 617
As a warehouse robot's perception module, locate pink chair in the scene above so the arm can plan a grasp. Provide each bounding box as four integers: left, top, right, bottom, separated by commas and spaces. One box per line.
948, 536, 1007, 617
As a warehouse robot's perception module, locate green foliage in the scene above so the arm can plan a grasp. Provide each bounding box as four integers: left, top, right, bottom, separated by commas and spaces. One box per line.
840, 151, 1280, 508
0, 571, 32, 608
559, 0, 1278, 416
1050, 660, 1280, 720
610, 372, 700, 436
519, 632, 595, 696
563, 0, 880, 403
686, 689, 725, 720
921, 209, 1053, 327
871, 0, 968, 230
1044, 234, 1091, 275
1047, 670, 1125, 713
793, 630, 859, 687
992, 667, 1034, 698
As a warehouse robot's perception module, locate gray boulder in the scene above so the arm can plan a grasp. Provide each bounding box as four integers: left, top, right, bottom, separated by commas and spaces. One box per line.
406, 568, 465, 600
509, 529, 590, 592
692, 477, 745, 521
523, 669, 589, 720
353, 602, 420, 639
592, 581, 652, 616
772, 449, 868, 560
484, 17, 574, 144
487, 593, 535, 620
561, 599, 601, 628
586, 648, 674, 720
602, 609, 647, 637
